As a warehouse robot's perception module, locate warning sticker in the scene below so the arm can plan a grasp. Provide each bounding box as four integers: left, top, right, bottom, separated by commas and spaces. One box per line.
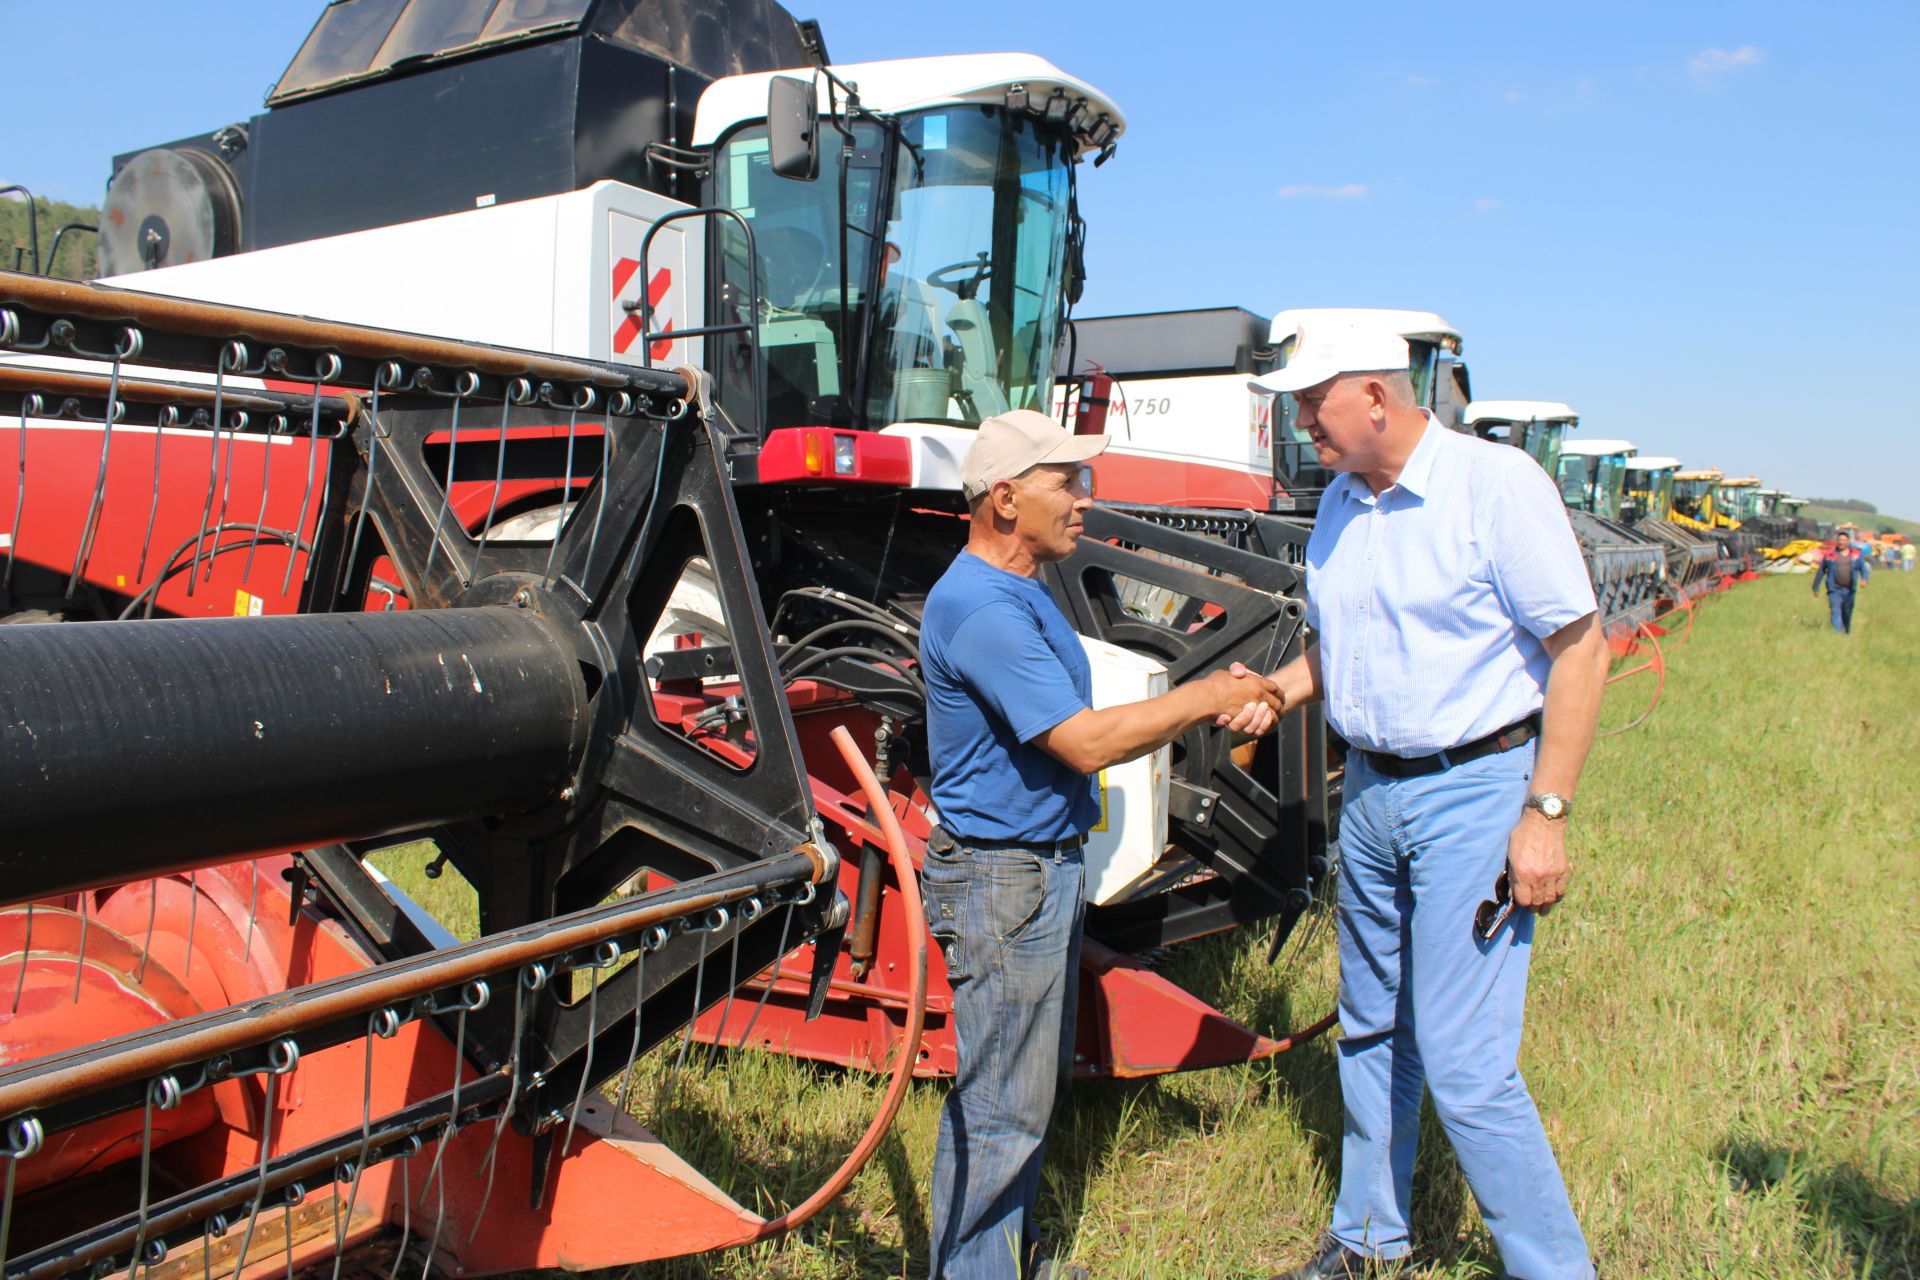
233, 590, 264, 617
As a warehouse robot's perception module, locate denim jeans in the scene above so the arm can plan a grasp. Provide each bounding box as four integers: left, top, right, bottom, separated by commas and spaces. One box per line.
1329, 743, 1593, 1280
1827, 586, 1855, 633
922, 838, 1086, 1280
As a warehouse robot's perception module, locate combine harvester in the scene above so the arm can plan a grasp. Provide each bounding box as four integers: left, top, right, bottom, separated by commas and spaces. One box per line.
0, 2, 1337, 1276
1622, 455, 1722, 601
1459, 404, 1667, 647
1550, 435, 1671, 640
1057, 305, 1472, 520
1670, 466, 1761, 579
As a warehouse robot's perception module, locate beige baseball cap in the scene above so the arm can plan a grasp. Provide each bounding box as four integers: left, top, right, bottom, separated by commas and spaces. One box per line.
960, 409, 1108, 501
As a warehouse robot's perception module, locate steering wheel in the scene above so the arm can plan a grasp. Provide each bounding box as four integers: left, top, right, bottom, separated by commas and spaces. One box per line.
927, 254, 992, 300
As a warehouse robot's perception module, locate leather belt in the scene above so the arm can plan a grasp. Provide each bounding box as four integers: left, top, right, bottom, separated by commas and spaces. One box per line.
928, 826, 1084, 856
1360, 712, 1542, 779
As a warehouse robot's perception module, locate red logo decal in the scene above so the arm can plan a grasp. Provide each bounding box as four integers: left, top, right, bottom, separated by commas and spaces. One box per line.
613, 260, 676, 360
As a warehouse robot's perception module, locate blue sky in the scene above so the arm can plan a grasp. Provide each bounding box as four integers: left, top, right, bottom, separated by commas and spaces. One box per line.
7, 0, 1916, 514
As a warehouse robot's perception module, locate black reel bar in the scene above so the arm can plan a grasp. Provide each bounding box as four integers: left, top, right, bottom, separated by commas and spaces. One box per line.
0, 271, 848, 1227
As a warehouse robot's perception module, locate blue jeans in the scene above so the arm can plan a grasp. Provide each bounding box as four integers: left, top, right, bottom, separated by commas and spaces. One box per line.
1826, 586, 1854, 633
1330, 744, 1593, 1280
922, 839, 1086, 1280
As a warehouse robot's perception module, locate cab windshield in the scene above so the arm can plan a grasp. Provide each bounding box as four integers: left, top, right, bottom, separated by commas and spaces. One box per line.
867, 107, 1073, 425
1520, 420, 1565, 481
1673, 478, 1714, 520
1629, 469, 1674, 520
1555, 456, 1591, 510
710, 104, 1074, 434
1593, 456, 1626, 520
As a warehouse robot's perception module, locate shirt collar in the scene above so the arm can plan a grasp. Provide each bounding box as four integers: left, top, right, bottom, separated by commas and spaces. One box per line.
1393, 413, 1446, 500
1337, 411, 1444, 508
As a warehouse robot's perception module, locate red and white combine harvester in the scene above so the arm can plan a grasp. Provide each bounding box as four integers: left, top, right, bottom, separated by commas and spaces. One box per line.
0, 2, 1333, 1275
1058, 306, 1470, 517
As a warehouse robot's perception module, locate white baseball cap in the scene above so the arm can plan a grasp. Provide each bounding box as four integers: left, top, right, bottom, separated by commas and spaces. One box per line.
1247, 318, 1412, 395
960, 409, 1108, 501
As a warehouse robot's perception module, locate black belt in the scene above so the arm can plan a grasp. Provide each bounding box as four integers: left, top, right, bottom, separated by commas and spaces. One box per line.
928, 826, 1084, 856
1360, 713, 1541, 779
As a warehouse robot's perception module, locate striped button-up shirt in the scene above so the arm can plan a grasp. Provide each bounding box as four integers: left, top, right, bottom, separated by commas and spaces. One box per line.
1305, 414, 1596, 756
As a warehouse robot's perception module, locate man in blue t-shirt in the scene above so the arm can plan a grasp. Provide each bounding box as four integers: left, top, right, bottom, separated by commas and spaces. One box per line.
921, 409, 1283, 1280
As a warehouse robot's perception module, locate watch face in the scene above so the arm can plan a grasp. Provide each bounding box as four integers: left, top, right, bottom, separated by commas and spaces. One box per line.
1534, 794, 1566, 819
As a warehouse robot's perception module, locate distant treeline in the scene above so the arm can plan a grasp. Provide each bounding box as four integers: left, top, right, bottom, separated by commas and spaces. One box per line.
0, 189, 101, 280
1809, 497, 1879, 514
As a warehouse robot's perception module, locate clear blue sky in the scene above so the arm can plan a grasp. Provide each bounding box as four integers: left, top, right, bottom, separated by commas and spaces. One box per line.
7, 1, 1916, 514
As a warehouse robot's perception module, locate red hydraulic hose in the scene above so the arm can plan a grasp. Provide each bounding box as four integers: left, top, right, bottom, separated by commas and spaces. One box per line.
752, 724, 929, 1239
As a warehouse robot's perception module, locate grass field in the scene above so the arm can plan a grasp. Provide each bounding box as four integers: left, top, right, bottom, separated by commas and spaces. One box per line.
1802, 506, 1920, 541
380, 570, 1920, 1279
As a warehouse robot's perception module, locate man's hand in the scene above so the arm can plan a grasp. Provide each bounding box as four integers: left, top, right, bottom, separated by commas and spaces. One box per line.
1207, 662, 1284, 736
1507, 810, 1570, 914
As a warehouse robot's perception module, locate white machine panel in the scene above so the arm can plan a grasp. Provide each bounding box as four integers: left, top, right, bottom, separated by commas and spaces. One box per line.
1077, 635, 1173, 906
95, 182, 704, 371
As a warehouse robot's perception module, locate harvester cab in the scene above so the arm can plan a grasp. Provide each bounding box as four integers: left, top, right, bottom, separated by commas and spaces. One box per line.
1623, 455, 1681, 524
1464, 407, 1667, 635
1623, 454, 1721, 596
1261, 308, 1467, 513
1671, 467, 1727, 529
691, 54, 1120, 450
1556, 437, 1637, 520
1717, 476, 1763, 526
1461, 400, 1578, 492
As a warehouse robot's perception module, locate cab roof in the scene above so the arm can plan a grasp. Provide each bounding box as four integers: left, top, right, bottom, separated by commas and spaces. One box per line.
1463, 399, 1578, 426
693, 53, 1125, 154
1624, 455, 1683, 471
1560, 438, 1636, 457
1269, 308, 1462, 352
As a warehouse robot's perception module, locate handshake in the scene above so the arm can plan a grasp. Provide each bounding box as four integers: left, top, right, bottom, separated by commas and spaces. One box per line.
1204, 661, 1287, 737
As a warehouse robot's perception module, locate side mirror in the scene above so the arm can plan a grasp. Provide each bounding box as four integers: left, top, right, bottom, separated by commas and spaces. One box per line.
767, 76, 819, 181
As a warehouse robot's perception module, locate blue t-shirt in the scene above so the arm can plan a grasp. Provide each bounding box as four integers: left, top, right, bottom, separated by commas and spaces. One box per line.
922, 551, 1100, 842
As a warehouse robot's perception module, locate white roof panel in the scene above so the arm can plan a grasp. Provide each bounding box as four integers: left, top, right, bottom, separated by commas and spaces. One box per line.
693, 54, 1124, 153
1268, 307, 1460, 347
1560, 438, 1637, 457
1463, 399, 1578, 426
1623, 455, 1682, 471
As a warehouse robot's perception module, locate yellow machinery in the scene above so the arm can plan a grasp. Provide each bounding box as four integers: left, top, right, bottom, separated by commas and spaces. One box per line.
1670, 468, 1726, 531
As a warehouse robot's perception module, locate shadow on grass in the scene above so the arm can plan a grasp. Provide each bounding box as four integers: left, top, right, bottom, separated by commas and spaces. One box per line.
1155, 926, 1509, 1277
1719, 1136, 1920, 1278
620, 1054, 931, 1279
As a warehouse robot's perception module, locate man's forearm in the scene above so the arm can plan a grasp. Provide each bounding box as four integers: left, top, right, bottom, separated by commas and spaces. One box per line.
1532, 619, 1608, 798
1038, 681, 1247, 775
1269, 641, 1323, 710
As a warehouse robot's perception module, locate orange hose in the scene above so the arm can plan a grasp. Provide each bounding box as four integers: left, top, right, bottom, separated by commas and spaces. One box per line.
1599, 621, 1666, 738
752, 725, 929, 1238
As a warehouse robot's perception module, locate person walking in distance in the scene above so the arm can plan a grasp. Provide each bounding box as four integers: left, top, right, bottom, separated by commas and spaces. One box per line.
1253, 319, 1611, 1280
1811, 528, 1869, 634
919, 409, 1283, 1280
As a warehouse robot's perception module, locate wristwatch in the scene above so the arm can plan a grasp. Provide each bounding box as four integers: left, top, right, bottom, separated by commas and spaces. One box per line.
1524, 792, 1572, 821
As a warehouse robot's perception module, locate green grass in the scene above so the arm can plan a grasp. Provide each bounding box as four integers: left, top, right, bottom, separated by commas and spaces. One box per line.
384, 573, 1920, 1279
1802, 506, 1920, 541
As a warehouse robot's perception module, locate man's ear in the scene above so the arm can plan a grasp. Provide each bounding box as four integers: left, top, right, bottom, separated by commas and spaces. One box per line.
1362, 375, 1390, 421
989, 479, 1019, 523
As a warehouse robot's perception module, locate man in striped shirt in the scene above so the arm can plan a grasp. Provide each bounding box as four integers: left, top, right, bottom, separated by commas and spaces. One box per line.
1258, 319, 1611, 1280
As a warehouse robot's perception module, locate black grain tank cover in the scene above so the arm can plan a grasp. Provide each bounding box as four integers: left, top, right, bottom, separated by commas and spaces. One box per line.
107, 0, 819, 260
1063, 308, 1273, 380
